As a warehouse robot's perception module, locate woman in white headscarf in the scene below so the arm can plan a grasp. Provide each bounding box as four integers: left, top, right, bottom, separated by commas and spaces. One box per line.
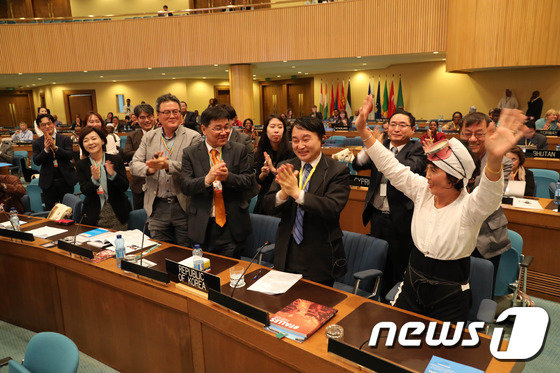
498, 89, 519, 109
354, 95, 525, 321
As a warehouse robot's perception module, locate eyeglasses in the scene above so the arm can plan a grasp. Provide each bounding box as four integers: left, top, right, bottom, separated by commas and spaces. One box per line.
158, 109, 180, 116
461, 131, 486, 140
209, 125, 231, 133
388, 122, 412, 129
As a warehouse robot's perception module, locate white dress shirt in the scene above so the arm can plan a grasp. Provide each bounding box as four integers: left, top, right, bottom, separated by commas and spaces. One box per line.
365, 140, 504, 260
276, 153, 322, 206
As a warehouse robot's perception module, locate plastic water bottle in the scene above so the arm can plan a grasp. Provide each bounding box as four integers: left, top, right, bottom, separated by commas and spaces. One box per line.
554, 180, 560, 211
9, 208, 20, 231
556, 145, 560, 151
115, 234, 125, 268
192, 244, 204, 271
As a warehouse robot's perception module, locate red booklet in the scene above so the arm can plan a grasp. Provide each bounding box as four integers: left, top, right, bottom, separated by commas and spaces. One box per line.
268, 299, 337, 342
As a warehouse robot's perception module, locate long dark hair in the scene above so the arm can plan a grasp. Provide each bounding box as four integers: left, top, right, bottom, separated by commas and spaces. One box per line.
256, 115, 291, 160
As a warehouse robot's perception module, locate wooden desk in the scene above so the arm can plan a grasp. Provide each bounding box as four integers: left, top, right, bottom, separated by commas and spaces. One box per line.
0, 216, 520, 373
547, 136, 560, 150
503, 198, 560, 302
524, 157, 560, 173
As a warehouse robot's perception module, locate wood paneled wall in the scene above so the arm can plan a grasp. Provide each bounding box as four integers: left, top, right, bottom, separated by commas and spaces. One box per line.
447, 0, 560, 71
0, 0, 447, 74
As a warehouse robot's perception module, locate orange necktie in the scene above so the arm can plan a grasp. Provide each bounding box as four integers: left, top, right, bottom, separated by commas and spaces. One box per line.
210, 149, 226, 227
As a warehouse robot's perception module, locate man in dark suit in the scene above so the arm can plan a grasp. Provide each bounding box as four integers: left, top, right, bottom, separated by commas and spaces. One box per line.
180, 101, 198, 132
180, 105, 257, 258
310, 105, 323, 120
517, 119, 548, 149
32, 114, 77, 210
263, 116, 350, 286
352, 110, 426, 296
123, 104, 155, 210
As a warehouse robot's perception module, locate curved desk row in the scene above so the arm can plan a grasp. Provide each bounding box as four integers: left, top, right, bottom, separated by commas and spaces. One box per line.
0, 216, 520, 372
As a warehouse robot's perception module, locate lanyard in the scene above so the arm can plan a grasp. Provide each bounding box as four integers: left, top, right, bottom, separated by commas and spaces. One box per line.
511, 169, 519, 180
91, 158, 103, 169
299, 163, 318, 191
161, 135, 175, 156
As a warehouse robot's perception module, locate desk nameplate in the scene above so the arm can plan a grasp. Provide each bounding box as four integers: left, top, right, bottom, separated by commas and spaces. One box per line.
166, 259, 220, 293
0, 227, 34, 241
524, 149, 560, 159
350, 175, 370, 188
57, 239, 94, 259
121, 260, 169, 283
537, 130, 560, 136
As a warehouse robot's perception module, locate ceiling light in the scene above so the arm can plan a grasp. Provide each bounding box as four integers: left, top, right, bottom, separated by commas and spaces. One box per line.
362, 63, 367, 65
83, 70, 88, 73
161, 73, 166, 75
38, 78, 42, 80
202, 77, 206, 79
225, 69, 229, 72
304, 73, 308, 75
52, 82, 56, 84
433, 51, 439, 54
172, 77, 176, 80
213, 64, 218, 67
354, 69, 358, 71
356, 56, 362, 58
19, 18, 24, 20
277, 75, 281, 77
147, 67, 152, 70
282, 60, 287, 63
253, 74, 256, 77
442, 58, 446, 61
88, 15, 93, 17
298, 71, 302, 74
26, 85, 29, 87
18, 72, 22, 75
99, 75, 103, 78
32, 84, 35, 86
112, 80, 116, 82
291, 66, 295, 68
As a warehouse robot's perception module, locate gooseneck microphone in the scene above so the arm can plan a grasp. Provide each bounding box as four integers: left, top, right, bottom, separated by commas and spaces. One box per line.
230, 241, 270, 298
72, 213, 87, 245
139, 219, 149, 266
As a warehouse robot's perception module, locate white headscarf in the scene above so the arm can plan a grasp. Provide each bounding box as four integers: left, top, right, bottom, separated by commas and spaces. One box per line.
428, 138, 476, 184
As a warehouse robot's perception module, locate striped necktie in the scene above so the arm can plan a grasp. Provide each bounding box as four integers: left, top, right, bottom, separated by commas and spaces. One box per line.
293, 163, 313, 245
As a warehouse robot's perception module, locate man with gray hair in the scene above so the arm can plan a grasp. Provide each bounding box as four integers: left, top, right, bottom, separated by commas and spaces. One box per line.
130, 93, 202, 244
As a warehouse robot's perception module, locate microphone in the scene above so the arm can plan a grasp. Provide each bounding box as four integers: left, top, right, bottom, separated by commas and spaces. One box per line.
230, 241, 270, 298
139, 219, 149, 266
72, 213, 87, 245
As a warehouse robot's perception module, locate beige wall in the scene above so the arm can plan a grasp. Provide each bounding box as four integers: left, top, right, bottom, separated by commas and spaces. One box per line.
32, 78, 263, 125
314, 61, 560, 120
69, 0, 190, 17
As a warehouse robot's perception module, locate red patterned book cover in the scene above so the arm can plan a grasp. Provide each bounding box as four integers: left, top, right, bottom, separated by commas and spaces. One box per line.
269, 298, 337, 342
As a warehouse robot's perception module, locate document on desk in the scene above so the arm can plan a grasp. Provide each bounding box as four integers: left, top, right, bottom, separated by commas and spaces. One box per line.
26, 226, 68, 238
247, 271, 302, 295
0, 220, 27, 229
91, 230, 157, 254
512, 197, 543, 210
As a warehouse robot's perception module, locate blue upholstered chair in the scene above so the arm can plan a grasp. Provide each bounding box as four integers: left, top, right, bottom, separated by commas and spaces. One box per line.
343, 137, 363, 147
494, 230, 523, 297
248, 195, 258, 213
529, 168, 559, 198
128, 209, 150, 237
25, 184, 44, 213
6, 332, 79, 373
11, 151, 28, 176
334, 231, 388, 300
385, 257, 497, 324
240, 213, 280, 266
549, 181, 557, 199
324, 136, 346, 147
62, 193, 83, 221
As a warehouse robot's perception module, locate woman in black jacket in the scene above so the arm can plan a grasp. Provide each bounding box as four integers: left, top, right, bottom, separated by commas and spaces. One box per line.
253, 115, 294, 214
77, 126, 131, 230
506, 146, 536, 197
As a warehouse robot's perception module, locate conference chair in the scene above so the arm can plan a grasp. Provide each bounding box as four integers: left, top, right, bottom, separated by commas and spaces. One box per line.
11, 151, 27, 176
248, 195, 258, 213
0, 332, 79, 373
125, 189, 133, 207
549, 181, 556, 199
343, 137, 363, 147
529, 168, 559, 198
385, 257, 497, 325
324, 136, 346, 147
334, 231, 388, 300
128, 209, 150, 237
30, 157, 41, 173
496, 230, 534, 306
21, 195, 31, 214
240, 213, 279, 266
120, 136, 127, 149
61, 194, 83, 221
25, 184, 44, 213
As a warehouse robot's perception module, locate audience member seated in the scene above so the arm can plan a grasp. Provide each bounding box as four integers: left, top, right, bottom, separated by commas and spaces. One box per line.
253, 115, 294, 214
420, 120, 446, 144
124, 103, 155, 210
71, 114, 82, 130
526, 90, 543, 120
286, 109, 294, 120
32, 113, 77, 210
242, 118, 257, 141
517, 119, 548, 149
53, 115, 63, 127
0, 174, 25, 213
0, 139, 14, 164
262, 116, 350, 286
506, 146, 535, 197
105, 122, 120, 155
329, 108, 340, 122
158, 5, 173, 16
535, 109, 558, 130
443, 111, 462, 131
77, 126, 131, 230
105, 112, 114, 124
336, 110, 351, 129
180, 105, 256, 258
12, 121, 33, 142
86, 112, 107, 131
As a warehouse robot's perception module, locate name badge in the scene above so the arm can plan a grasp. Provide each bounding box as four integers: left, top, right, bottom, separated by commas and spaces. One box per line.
53, 159, 58, 168
380, 183, 387, 197
97, 185, 104, 195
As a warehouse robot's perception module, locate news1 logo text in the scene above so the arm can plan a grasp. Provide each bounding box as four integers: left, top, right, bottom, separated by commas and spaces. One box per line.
369, 307, 549, 360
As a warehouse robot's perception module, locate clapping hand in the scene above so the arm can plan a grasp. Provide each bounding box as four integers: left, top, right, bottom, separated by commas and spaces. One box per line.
422, 137, 434, 153
355, 95, 374, 134
263, 151, 277, 174
105, 160, 115, 176
275, 163, 300, 200
91, 164, 101, 181
146, 151, 169, 173
205, 161, 228, 185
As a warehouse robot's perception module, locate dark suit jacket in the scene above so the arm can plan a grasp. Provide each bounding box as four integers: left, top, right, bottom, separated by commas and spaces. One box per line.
310, 111, 323, 120
230, 128, 257, 195
180, 141, 257, 244
518, 133, 548, 150
352, 139, 426, 234
32, 134, 77, 189
182, 111, 198, 132
524, 169, 536, 197
262, 155, 350, 283
77, 153, 131, 226
526, 97, 543, 119
123, 129, 145, 194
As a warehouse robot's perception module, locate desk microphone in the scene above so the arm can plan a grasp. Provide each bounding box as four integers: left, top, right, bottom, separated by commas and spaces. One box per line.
72, 213, 87, 245
230, 241, 270, 298
139, 219, 149, 266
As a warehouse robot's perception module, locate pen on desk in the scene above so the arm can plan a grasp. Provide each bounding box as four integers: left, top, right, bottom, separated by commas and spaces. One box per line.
253, 268, 263, 280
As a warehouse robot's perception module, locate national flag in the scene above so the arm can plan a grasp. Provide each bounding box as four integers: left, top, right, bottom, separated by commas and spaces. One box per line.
375, 79, 382, 119
330, 82, 335, 117
323, 83, 329, 119
396, 76, 404, 110
382, 79, 389, 118
388, 78, 396, 117
334, 82, 339, 113
339, 81, 346, 111
367, 78, 375, 121
319, 83, 324, 117
345, 79, 352, 118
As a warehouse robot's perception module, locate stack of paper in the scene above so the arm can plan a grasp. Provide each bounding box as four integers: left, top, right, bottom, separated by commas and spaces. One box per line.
247, 271, 302, 295
88, 229, 157, 254
26, 226, 68, 238
512, 198, 543, 210
0, 220, 27, 229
